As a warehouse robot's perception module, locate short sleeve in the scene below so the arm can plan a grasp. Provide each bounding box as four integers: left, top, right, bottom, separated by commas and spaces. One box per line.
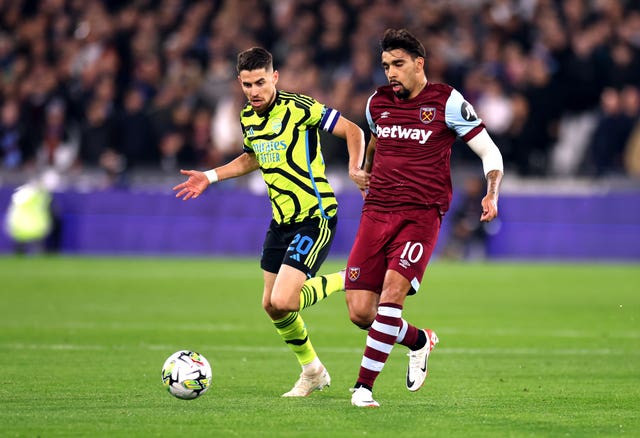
304, 95, 340, 133
241, 122, 253, 152
365, 92, 377, 135
444, 89, 483, 138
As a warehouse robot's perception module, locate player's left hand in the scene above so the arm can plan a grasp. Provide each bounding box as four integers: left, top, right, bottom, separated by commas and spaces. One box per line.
480, 195, 498, 222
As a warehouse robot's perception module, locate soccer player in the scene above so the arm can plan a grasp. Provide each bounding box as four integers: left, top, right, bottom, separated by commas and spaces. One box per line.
346, 29, 504, 407
173, 47, 367, 397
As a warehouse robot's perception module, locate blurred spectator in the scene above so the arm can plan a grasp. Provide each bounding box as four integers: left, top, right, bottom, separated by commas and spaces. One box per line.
78, 98, 114, 166
188, 107, 217, 168
624, 117, 640, 177
210, 84, 246, 165
159, 131, 186, 172
0, 98, 26, 169
475, 76, 514, 162
442, 176, 493, 261
35, 99, 77, 175
548, 21, 608, 176
158, 100, 194, 171
78, 97, 125, 186
606, 41, 640, 88
588, 86, 640, 176
277, 47, 322, 96
510, 55, 562, 175
199, 47, 236, 109
115, 87, 157, 169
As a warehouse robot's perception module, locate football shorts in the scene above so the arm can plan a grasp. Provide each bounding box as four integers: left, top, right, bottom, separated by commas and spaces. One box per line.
345, 208, 441, 295
261, 215, 337, 277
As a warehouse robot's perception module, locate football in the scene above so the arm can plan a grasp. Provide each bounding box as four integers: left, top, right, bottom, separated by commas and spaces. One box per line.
161, 350, 212, 399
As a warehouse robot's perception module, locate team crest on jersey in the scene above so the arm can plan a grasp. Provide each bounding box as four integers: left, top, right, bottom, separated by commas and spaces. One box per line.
347, 267, 360, 281
271, 118, 282, 134
419, 107, 436, 124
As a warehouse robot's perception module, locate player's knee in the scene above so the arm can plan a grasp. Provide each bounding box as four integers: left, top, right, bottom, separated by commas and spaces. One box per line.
262, 301, 276, 319
261, 295, 273, 312
270, 294, 300, 313
263, 301, 291, 321
349, 308, 374, 329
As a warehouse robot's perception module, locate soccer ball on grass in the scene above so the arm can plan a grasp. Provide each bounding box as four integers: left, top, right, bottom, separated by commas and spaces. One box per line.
161, 350, 212, 399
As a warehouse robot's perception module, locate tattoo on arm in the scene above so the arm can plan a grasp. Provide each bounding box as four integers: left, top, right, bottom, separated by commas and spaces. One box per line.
486, 170, 503, 197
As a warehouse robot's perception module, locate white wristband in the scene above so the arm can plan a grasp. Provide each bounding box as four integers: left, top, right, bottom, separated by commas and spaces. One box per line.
204, 169, 218, 184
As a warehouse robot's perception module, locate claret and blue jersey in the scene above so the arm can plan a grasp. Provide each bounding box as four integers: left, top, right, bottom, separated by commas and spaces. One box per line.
365, 82, 485, 214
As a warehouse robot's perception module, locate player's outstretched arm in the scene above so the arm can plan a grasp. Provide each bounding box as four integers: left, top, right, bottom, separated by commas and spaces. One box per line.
173, 152, 260, 201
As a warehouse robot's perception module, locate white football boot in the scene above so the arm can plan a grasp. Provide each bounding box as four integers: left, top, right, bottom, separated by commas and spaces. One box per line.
406, 329, 439, 391
350, 386, 379, 407
282, 365, 331, 397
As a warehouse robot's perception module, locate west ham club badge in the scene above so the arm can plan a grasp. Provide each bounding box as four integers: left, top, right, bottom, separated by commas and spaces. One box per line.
420, 107, 436, 124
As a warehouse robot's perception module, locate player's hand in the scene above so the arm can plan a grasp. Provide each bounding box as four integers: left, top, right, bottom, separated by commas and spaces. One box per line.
480, 195, 498, 222
349, 168, 370, 198
173, 169, 209, 200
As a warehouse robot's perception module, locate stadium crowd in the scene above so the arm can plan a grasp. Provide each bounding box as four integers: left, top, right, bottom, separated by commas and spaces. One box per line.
2, 0, 640, 190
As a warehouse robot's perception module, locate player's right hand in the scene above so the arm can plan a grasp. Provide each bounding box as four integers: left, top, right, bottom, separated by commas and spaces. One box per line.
173, 169, 209, 200
349, 168, 370, 198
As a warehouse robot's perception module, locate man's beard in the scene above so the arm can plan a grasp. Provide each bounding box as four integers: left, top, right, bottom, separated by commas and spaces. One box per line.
392, 83, 411, 99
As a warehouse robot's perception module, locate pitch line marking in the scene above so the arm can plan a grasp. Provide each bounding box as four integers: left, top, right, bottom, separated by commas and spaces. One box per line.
0, 343, 637, 356
1, 323, 638, 340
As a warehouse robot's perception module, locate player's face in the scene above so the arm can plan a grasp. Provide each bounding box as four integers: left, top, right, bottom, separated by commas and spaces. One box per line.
238, 68, 279, 114
381, 49, 425, 100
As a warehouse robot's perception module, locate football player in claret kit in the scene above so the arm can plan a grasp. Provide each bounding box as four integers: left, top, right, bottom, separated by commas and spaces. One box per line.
346, 28, 504, 407
174, 47, 367, 398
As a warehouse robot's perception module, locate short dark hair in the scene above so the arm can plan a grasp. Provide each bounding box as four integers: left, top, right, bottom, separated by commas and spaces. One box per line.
236, 47, 273, 73
380, 28, 426, 59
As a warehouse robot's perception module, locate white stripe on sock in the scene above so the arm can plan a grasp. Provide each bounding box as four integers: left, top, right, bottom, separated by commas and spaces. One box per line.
396, 319, 408, 343
361, 356, 385, 372
378, 306, 402, 318
371, 320, 400, 336
366, 336, 393, 354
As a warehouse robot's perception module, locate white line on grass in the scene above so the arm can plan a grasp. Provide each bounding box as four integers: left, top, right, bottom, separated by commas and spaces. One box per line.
0, 343, 637, 356
2, 322, 639, 339
437, 327, 640, 339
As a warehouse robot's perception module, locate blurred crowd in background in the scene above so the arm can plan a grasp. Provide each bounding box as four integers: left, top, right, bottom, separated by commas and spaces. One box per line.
2, 0, 640, 191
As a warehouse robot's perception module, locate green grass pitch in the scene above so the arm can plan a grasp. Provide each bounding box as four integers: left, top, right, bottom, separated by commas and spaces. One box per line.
0, 256, 638, 437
